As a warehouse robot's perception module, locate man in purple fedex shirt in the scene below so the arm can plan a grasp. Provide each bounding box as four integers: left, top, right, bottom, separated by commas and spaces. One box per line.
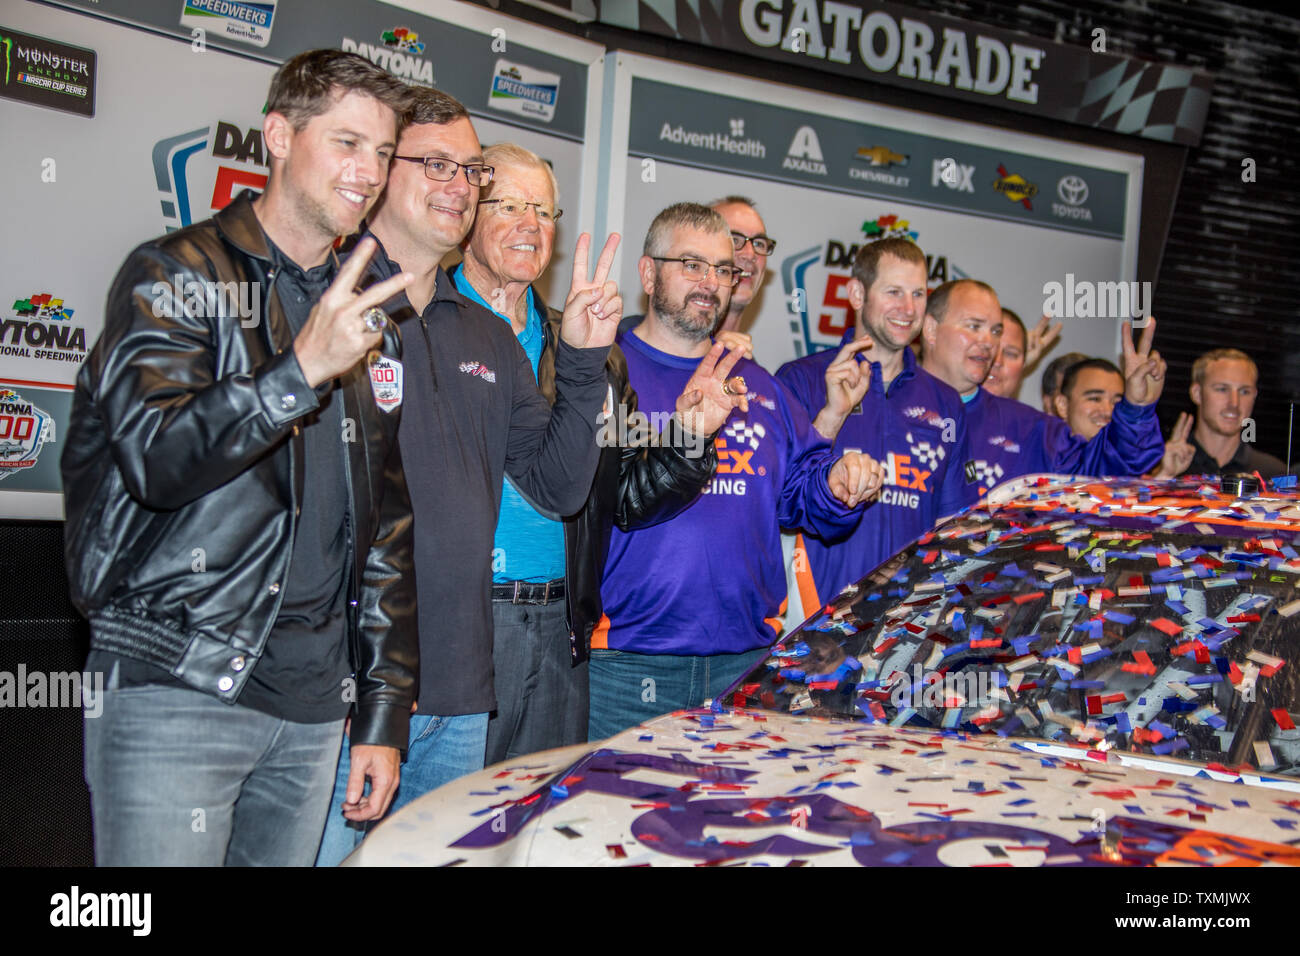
777, 238, 970, 610
590, 203, 885, 739
917, 278, 1167, 497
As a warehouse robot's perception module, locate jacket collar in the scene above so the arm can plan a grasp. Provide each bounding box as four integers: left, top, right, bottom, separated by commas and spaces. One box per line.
213, 191, 273, 262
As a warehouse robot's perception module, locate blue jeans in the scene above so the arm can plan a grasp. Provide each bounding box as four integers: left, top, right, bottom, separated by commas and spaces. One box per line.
587, 647, 767, 741
84, 675, 345, 866
315, 711, 488, 866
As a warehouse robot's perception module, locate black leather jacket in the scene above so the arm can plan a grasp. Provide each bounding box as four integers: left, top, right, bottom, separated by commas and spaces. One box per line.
61, 194, 418, 751
535, 307, 715, 663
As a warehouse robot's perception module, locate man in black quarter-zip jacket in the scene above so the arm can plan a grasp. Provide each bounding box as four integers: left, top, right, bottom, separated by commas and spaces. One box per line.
316, 86, 624, 865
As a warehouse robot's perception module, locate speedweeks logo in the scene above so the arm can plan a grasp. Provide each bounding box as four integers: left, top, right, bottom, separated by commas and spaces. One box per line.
781, 216, 963, 357
0, 387, 55, 479
489, 59, 559, 123
153, 118, 268, 231
2, 293, 86, 365
180, 0, 276, 48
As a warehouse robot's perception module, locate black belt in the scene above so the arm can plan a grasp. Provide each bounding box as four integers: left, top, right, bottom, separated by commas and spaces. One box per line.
492, 578, 566, 605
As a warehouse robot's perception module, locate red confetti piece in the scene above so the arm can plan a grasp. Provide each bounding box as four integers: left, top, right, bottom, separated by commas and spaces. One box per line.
1068, 647, 1083, 665
1228, 614, 1261, 623
1156, 552, 1172, 567
1151, 618, 1183, 636
923, 550, 939, 565
1013, 591, 1045, 605
606, 844, 627, 858
1100, 693, 1127, 705
1086, 696, 1102, 715
1272, 709, 1296, 731
1228, 661, 1244, 685
970, 638, 1001, 648
1262, 661, 1285, 678
1128, 575, 1144, 588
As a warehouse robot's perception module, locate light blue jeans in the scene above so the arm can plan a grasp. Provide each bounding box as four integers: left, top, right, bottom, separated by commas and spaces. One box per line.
587, 647, 767, 742
314, 711, 488, 866
84, 678, 344, 866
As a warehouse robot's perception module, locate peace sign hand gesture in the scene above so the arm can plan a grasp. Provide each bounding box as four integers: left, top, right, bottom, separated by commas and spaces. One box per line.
560, 232, 622, 350
1121, 315, 1166, 406
293, 236, 413, 388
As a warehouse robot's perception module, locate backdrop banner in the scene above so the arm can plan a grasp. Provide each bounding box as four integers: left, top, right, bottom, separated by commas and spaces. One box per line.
600, 51, 1145, 627
598, 0, 1213, 146
1, 0, 604, 519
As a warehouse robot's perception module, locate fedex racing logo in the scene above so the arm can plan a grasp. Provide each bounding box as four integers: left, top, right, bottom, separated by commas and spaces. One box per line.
153, 120, 269, 232
704, 420, 766, 497
966, 459, 1006, 491
780, 217, 965, 358
876, 431, 951, 509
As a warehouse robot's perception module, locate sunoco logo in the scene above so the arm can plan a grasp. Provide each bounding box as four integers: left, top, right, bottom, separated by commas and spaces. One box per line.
1052, 175, 1092, 222
992, 164, 1037, 210
2, 294, 86, 364
153, 119, 268, 231
341, 27, 434, 87
0, 387, 55, 478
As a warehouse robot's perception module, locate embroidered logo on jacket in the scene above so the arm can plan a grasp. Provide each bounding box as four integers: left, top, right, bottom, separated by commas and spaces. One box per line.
458, 361, 497, 383
989, 434, 1021, 454
903, 406, 946, 429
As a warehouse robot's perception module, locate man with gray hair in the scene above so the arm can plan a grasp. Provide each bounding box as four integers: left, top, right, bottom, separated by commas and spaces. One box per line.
710, 195, 775, 334
450, 142, 745, 766
589, 202, 884, 739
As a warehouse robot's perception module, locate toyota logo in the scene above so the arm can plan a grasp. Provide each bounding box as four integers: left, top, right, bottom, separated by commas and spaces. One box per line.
1057, 175, 1089, 205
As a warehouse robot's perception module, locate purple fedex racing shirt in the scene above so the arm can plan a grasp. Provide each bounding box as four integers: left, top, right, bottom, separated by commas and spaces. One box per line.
963, 387, 1164, 495
596, 328, 860, 656
777, 334, 970, 605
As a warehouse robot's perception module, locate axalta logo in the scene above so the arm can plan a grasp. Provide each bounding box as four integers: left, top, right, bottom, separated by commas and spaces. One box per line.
783, 217, 962, 357
852, 145, 909, 187
341, 28, 434, 87
705, 419, 766, 496
1053, 175, 1092, 222
993, 164, 1037, 210
0, 387, 55, 478
458, 361, 497, 383
3, 293, 86, 363
153, 119, 268, 231
783, 126, 826, 175
659, 117, 766, 158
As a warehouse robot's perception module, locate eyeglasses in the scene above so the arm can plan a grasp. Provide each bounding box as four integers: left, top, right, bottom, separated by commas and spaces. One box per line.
649, 256, 743, 288
731, 231, 776, 255
392, 155, 494, 186
478, 198, 563, 223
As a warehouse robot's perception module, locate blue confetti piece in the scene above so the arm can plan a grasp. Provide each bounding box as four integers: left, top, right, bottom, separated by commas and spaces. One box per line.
1149, 720, 1176, 737
1186, 674, 1223, 685
1103, 611, 1136, 625
550, 784, 569, 799
1124, 805, 1145, 815
1116, 712, 1132, 734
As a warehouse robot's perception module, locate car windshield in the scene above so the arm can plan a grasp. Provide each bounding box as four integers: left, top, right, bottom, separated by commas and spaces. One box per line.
721, 476, 1300, 777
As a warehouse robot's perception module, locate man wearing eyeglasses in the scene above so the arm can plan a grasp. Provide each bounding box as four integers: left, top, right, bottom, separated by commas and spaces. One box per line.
588, 202, 885, 739
711, 196, 776, 335
316, 91, 621, 864
449, 144, 744, 768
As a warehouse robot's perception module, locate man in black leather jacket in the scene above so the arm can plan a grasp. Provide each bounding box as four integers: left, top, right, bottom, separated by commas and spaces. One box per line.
452, 142, 746, 766
61, 51, 419, 866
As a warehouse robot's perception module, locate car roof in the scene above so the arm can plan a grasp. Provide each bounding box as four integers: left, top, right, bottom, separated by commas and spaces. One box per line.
722, 474, 1300, 779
